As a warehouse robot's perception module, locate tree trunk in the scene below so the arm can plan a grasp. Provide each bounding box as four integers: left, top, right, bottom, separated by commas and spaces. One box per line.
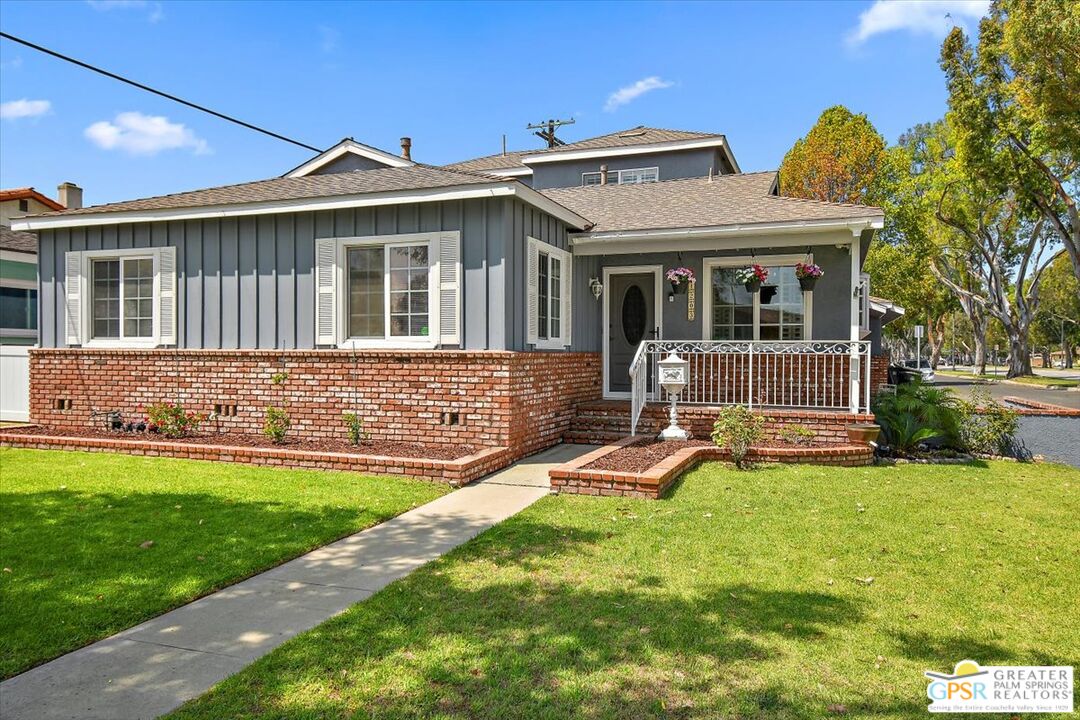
1065, 342, 1075, 369
926, 315, 946, 369
1041, 347, 1051, 369
1007, 333, 1032, 378
972, 316, 987, 376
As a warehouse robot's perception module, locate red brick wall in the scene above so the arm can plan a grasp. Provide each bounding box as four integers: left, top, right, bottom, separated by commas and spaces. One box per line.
28, 349, 602, 456
871, 354, 889, 396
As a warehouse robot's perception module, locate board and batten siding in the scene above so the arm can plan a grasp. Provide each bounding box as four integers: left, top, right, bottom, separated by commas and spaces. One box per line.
37, 197, 535, 350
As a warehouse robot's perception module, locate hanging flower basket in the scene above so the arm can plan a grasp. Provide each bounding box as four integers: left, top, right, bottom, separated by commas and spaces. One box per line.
795, 262, 823, 291
735, 264, 769, 293
665, 267, 695, 295
760, 285, 778, 303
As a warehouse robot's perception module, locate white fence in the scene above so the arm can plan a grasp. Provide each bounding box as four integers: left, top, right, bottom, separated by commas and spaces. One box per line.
0, 346, 30, 422
629, 340, 872, 434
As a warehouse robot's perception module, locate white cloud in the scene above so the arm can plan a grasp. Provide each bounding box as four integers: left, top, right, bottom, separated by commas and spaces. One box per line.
318, 25, 340, 54
87, 0, 163, 23
84, 112, 210, 156
604, 76, 674, 112
848, 0, 990, 45
1, 99, 51, 120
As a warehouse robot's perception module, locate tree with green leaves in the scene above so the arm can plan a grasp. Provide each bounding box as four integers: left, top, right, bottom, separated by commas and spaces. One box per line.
940, 0, 1079, 289
778, 105, 888, 204
1031, 251, 1080, 367
864, 122, 958, 367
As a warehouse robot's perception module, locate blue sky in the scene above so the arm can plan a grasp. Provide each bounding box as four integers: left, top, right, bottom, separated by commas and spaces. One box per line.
0, 0, 990, 207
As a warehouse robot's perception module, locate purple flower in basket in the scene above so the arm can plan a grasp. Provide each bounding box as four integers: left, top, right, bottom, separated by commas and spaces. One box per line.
795, 262, 823, 279
665, 267, 696, 285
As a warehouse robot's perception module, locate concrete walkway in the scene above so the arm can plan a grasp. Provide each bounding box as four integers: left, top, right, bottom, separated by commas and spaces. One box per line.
0, 443, 593, 720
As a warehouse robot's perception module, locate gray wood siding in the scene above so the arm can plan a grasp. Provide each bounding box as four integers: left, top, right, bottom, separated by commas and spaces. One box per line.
38, 198, 515, 350
530, 148, 728, 190
502, 199, 572, 351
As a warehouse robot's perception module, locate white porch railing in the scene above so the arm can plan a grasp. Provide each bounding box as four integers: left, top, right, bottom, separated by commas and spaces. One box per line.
628, 340, 872, 434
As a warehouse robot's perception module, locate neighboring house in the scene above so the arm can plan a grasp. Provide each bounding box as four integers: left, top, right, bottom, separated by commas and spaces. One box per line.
12, 128, 899, 460
0, 185, 81, 344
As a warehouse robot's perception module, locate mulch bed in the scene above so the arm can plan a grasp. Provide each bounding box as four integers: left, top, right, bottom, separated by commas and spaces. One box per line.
583, 439, 714, 474
583, 438, 842, 474
1, 425, 476, 461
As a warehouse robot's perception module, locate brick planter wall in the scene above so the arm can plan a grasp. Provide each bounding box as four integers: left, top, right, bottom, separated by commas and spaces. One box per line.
28, 349, 602, 464
550, 437, 876, 499
566, 400, 876, 445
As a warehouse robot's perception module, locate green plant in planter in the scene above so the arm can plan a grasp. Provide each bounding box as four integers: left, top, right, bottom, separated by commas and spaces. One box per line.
264, 406, 291, 444
956, 389, 1020, 456
711, 405, 764, 469
872, 379, 962, 454
343, 412, 369, 446
146, 403, 205, 438
778, 424, 815, 447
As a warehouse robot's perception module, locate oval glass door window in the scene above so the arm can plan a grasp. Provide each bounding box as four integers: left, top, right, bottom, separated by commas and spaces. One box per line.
622, 285, 647, 345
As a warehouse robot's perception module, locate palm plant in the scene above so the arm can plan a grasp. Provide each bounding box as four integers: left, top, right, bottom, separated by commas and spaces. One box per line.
872, 380, 962, 453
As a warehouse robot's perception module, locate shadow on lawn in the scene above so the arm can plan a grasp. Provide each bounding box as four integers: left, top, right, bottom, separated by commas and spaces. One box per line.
176, 519, 921, 719
0, 488, 375, 679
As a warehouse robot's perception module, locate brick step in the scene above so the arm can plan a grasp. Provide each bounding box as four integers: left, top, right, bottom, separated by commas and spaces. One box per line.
563, 430, 627, 444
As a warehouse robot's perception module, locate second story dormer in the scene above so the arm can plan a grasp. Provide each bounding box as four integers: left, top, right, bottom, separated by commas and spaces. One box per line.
445, 126, 741, 189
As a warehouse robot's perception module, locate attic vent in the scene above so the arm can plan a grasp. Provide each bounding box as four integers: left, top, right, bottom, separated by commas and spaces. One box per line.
618, 130, 648, 138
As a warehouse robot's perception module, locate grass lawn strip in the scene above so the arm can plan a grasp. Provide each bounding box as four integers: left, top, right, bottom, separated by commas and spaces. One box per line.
0, 448, 447, 679
937, 369, 1079, 388
168, 460, 1079, 719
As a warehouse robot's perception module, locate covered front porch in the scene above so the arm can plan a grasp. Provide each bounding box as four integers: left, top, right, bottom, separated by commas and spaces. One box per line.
571, 232, 880, 431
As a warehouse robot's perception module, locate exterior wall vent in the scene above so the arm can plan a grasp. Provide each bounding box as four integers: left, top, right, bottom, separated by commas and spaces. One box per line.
213, 403, 238, 417
441, 411, 460, 426
53, 398, 72, 410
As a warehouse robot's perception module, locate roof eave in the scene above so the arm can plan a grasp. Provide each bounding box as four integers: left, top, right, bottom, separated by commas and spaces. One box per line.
11, 180, 590, 232
570, 216, 884, 255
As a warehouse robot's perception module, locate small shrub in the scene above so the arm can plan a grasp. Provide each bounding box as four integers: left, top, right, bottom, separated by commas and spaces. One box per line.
872, 379, 962, 454
270, 371, 289, 385
711, 406, 764, 469
956, 390, 1021, 456
263, 406, 291, 444
778, 425, 815, 447
343, 412, 369, 445
146, 402, 205, 438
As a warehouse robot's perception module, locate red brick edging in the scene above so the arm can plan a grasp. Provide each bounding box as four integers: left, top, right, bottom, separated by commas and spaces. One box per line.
1000, 397, 1080, 417
0, 432, 511, 487
550, 438, 875, 499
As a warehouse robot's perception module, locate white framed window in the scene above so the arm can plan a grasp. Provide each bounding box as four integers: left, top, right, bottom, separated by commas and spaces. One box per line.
315, 231, 460, 349
63, 246, 176, 347
702, 255, 813, 342
526, 237, 572, 348
581, 166, 660, 186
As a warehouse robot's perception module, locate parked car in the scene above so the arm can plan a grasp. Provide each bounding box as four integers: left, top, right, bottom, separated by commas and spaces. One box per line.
902, 359, 935, 383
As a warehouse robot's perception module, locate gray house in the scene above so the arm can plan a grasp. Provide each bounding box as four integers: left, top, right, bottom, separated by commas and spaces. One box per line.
13, 127, 893, 456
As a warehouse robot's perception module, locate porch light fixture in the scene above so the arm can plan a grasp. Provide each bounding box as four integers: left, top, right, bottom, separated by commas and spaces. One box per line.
657, 352, 691, 441
589, 277, 603, 300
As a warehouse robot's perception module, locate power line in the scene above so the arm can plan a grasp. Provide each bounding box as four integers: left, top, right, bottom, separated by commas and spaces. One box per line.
0, 31, 323, 153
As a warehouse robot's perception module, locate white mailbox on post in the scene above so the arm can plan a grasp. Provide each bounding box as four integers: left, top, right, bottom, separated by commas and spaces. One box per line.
658, 352, 691, 441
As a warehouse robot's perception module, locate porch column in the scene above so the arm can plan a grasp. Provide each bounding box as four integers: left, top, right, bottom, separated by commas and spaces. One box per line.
849, 231, 862, 413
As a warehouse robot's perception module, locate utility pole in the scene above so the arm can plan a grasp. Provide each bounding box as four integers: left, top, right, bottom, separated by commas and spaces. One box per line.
527, 118, 575, 148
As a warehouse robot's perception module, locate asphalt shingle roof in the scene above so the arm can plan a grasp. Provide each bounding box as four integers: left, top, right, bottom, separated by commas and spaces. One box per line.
540, 172, 883, 233
33, 165, 501, 218
445, 126, 723, 172
0, 227, 38, 253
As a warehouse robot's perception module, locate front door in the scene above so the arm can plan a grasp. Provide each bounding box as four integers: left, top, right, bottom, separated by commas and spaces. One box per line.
606, 271, 658, 394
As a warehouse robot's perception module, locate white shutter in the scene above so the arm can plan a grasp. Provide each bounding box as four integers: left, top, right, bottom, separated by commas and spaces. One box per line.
437, 232, 461, 346
561, 248, 572, 346
64, 251, 83, 346
157, 246, 177, 345
526, 237, 539, 345
315, 238, 337, 345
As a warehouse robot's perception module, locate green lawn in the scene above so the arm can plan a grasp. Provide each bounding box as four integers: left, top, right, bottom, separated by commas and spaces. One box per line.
0, 448, 447, 679
938, 369, 1079, 388
170, 460, 1079, 720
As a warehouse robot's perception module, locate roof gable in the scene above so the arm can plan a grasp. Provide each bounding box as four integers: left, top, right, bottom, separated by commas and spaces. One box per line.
284, 138, 414, 177
0, 187, 65, 212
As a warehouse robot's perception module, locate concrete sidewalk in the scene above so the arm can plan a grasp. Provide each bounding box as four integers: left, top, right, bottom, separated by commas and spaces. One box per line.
0, 443, 593, 720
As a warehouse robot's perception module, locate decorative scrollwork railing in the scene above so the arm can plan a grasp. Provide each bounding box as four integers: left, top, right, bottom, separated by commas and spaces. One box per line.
629, 340, 872, 434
